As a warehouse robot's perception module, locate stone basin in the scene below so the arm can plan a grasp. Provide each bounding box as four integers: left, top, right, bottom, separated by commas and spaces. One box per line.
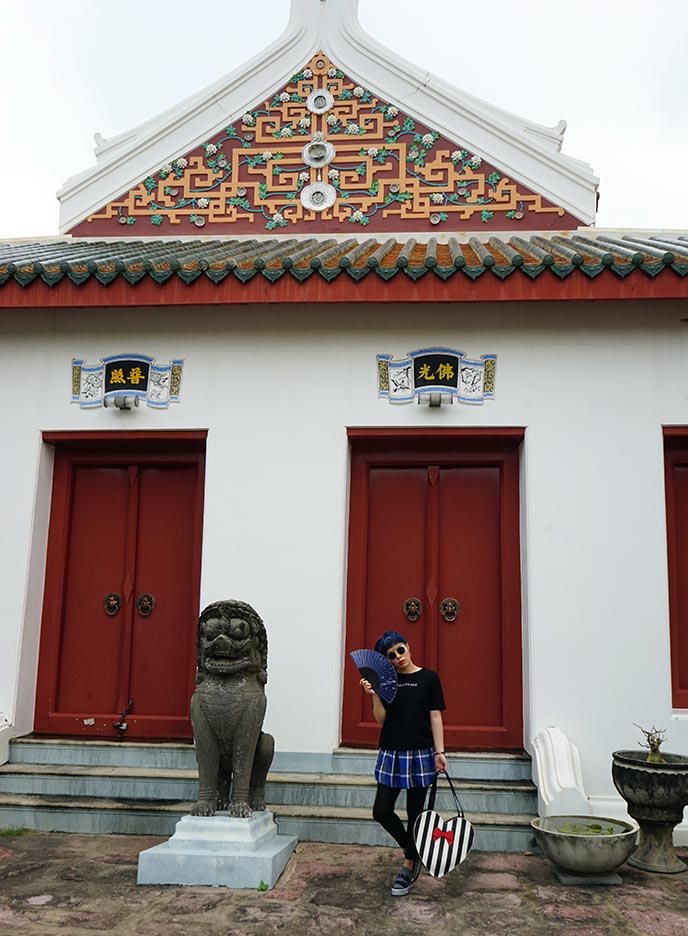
611, 750, 688, 873
612, 751, 688, 820
531, 815, 638, 876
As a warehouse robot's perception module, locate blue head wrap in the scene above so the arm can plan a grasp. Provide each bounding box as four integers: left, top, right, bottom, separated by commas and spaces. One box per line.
374, 630, 408, 655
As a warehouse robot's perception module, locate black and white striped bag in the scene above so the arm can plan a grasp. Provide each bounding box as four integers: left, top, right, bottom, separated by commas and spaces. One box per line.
413, 770, 474, 877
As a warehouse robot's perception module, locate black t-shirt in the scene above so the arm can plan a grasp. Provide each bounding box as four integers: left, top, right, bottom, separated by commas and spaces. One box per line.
378, 668, 446, 751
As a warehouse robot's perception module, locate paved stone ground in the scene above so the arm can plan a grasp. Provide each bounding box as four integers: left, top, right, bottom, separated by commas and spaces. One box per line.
0, 831, 687, 936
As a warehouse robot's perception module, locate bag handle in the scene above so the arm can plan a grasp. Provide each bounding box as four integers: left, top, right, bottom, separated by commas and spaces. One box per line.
426, 767, 465, 818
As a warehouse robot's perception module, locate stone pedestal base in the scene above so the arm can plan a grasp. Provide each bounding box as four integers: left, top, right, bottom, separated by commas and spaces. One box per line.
137, 811, 297, 889
553, 866, 623, 886
629, 819, 688, 874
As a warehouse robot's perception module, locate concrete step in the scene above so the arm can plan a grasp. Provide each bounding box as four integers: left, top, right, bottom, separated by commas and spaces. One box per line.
0, 763, 198, 802
0, 763, 537, 815
8, 738, 198, 771
266, 773, 537, 815
273, 804, 537, 852
8, 739, 532, 782
332, 748, 533, 781
0, 792, 537, 853
2, 739, 536, 851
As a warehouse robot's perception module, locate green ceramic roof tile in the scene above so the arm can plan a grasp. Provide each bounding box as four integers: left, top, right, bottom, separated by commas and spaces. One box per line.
567, 236, 615, 265
0, 233, 684, 290
549, 237, 585, 265
366, 238, 396, 268
394, 238, 417, 268
488, 237, 524, 267
468, 237, 495, 268
594, 236, 646, 264
646, 236, 688, 259
509, 236, 554, 266
447, 237, 466, 268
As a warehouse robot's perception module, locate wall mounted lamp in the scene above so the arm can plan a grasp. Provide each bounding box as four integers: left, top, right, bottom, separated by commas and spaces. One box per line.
417, 393, 452, 407
104, 394, 140, 410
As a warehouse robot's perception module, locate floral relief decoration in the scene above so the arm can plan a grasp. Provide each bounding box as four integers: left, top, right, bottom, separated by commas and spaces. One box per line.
75, 53, 576, 235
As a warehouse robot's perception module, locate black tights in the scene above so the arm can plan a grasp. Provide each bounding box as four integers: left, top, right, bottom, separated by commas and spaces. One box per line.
372, 783, 429, 860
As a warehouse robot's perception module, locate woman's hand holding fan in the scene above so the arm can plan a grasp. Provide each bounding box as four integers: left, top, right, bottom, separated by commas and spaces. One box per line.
349, 649, 398, 705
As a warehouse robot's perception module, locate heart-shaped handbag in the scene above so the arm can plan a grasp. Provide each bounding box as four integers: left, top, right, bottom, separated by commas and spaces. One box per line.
413, 769, 475, 877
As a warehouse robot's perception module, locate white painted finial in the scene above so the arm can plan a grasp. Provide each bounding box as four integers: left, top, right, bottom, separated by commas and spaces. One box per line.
285, 0, 361, 54
288, 0, 360, 25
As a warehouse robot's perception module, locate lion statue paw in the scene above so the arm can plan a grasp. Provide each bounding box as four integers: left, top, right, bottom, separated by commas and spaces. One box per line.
191, 799, 216, 817
228, 800, 253, 818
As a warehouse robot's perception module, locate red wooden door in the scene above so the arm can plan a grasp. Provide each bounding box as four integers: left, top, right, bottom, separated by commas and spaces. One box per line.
664, 431, 688, 709
342, 430, 523, 751
35, 435, 205, 739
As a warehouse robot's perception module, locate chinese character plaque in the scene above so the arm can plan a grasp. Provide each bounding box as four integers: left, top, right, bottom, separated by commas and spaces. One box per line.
377, 348, 496, 404
71, 354, 184, 408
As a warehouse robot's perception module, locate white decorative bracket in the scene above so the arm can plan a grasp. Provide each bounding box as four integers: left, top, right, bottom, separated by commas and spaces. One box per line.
531, 725, 591, 817
0, 714, 12, 767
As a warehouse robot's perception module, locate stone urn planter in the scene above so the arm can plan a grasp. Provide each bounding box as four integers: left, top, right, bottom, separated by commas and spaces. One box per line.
612, 750, 688, 874
531, 815, 638, 882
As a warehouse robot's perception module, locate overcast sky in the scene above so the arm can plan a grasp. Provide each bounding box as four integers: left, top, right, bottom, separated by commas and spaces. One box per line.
1, 0, 687, 237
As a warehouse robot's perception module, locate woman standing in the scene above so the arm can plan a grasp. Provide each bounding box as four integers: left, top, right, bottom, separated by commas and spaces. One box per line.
360, 629, 447, 896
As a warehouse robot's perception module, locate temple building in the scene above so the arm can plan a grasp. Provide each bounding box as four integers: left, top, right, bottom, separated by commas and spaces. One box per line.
0, 0, 686, 848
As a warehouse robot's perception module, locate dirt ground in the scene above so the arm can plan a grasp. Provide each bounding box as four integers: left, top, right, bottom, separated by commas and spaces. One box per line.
1, 831, 687, 935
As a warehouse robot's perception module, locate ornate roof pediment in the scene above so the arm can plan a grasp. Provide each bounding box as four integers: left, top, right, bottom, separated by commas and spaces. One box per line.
59, 0, 598, 235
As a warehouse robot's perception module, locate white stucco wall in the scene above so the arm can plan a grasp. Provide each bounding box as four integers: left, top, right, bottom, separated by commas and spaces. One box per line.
1, 298, 687, 808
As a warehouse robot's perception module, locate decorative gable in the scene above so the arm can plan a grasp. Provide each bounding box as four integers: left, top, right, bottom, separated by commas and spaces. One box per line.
60, 0, 597, 234
69, 52, 580, 236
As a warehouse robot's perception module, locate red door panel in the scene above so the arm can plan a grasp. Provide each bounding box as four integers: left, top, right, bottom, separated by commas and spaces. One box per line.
129, 466, 199, 726
55, 467, 130, 714
438, 466, 503, 731
365, 466, 427, 645
350, 467, 428, 733
342, 430, 523, 751
673, 465, 688, 696
35, 436, 205, 740
664, 434, 688, 708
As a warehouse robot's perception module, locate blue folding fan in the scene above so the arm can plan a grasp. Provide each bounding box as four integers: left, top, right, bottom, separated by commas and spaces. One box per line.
350, 649, 398, 704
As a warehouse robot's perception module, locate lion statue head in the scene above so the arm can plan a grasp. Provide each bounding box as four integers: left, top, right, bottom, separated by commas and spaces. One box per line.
196, 599, 268, 684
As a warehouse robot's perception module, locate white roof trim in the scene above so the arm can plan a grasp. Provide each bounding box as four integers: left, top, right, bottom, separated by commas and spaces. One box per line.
58, 0, 598, 232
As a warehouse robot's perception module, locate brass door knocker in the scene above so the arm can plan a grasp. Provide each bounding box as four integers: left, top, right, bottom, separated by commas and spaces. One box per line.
136, 593, 156, 617
103, 593, 123, 616
403, 598, 423, 622
440, 598, 460, 622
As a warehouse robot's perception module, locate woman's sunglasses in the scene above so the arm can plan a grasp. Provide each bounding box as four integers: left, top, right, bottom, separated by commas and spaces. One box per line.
386, 645, 407, 660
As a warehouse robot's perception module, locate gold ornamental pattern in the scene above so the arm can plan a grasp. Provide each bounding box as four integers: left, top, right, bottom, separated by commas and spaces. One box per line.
169, 364, 183, 398
483, 359, 496, 395
377, 358, 390, 393
79, 53, 575, 235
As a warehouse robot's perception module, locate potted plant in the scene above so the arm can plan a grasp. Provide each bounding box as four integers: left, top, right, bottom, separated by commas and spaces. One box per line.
531, 815, 638, 882
612, 725, 688, 874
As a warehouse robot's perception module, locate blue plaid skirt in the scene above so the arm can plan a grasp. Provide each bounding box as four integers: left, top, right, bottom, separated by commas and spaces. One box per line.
375, 748, 436, 789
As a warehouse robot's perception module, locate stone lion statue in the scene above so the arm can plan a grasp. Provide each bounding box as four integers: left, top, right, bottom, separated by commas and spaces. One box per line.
190, 599, 274, 818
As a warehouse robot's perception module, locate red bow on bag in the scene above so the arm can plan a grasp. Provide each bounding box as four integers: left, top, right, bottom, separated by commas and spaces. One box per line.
432, 827, 455, 846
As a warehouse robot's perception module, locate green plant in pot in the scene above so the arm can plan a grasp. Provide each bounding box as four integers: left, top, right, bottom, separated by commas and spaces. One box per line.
638, 725, 668, 764
612, 725, 688, 874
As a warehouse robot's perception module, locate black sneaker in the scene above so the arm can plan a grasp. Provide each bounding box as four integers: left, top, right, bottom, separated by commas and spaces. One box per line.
390, 866, 414, 897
